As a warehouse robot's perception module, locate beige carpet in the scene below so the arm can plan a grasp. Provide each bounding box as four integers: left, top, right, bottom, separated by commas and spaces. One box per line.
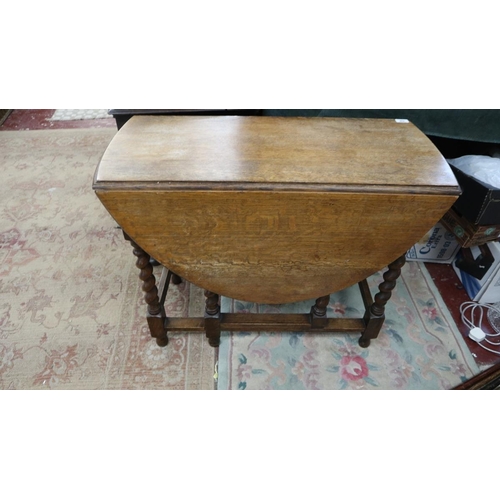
0, 128, 216, 389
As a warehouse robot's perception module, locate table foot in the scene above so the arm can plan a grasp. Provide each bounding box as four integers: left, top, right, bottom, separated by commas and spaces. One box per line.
171, 273, 182, 285
359, 254, 406, 348
358, 337, 371, 348
310, 295, 330, 328
150, 315, 169, 347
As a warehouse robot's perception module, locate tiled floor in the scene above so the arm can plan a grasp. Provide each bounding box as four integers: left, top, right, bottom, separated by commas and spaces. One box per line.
2, 109, 499, 369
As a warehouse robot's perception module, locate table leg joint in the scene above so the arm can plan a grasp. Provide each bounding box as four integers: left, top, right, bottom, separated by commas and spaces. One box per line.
204, 290, 221, 347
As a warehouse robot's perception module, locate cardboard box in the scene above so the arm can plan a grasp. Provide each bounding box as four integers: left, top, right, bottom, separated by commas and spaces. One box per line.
406, 222, 460, 263
450, 164, 500, 225
441, 207, 500, 248
452, 241, 500, 303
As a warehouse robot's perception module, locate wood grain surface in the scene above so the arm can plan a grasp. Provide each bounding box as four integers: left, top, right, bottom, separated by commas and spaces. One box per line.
96, 189, 456, 303
95, 116, 459, 193
94, 115, 460, 304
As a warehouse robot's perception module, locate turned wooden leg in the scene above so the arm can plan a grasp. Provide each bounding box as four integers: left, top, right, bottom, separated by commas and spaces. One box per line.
310, 295, 330, 328
204, 290, 221, 347
128, 237, 169, 347
359, 254, 406, 348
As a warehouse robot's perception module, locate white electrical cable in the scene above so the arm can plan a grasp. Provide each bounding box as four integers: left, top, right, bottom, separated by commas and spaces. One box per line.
460, 301, 500, 355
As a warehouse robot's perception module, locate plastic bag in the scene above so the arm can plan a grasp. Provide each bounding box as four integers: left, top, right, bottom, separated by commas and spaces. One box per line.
448, 155, 500, 189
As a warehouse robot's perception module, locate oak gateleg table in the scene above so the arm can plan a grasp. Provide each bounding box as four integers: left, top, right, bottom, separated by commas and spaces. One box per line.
93, 116, 460, 348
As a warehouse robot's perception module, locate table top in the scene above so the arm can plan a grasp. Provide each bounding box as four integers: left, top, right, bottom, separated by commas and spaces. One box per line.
95, 115, 460, 195
94, 115, 460, 303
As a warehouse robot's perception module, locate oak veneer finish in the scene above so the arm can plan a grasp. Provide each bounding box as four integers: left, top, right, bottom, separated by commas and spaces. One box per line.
94, 115, 460, 304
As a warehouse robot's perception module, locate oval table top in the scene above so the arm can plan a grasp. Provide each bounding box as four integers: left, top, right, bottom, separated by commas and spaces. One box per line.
94, 116, 460, 303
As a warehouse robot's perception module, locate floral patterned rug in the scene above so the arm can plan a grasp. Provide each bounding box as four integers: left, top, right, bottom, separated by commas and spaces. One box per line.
0, 129, 215, 389
217, 262, 479, 389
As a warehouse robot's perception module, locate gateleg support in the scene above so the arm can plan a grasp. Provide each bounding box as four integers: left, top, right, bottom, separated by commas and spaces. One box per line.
358, 254, 406, 348
126, 232, 169, 347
